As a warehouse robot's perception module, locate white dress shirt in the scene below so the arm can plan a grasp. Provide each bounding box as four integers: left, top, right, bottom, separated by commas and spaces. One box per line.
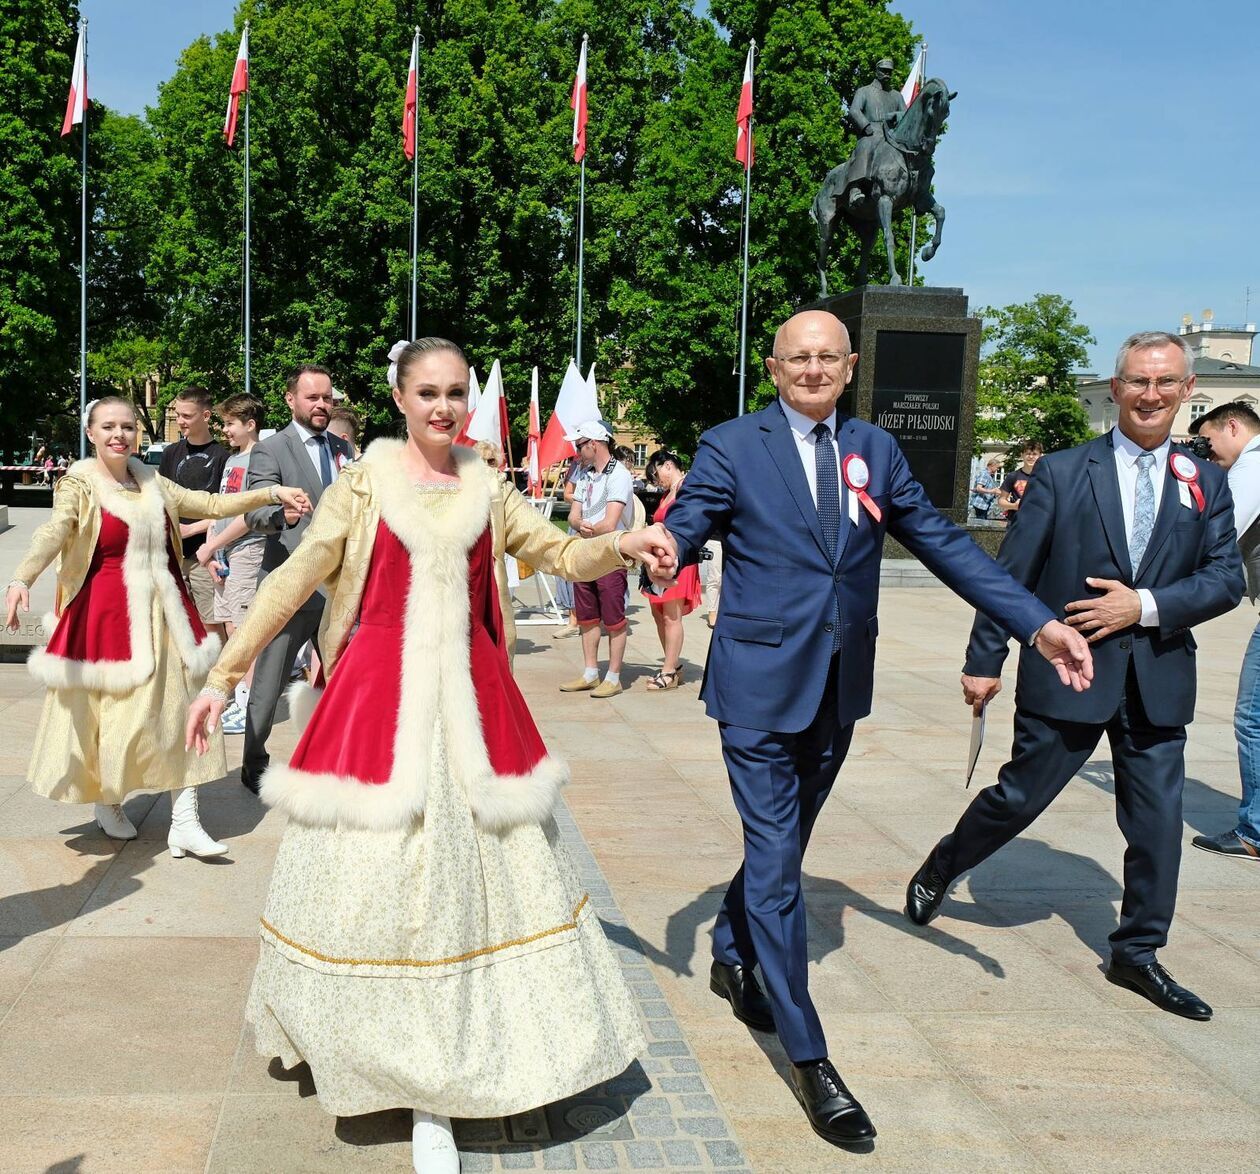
1227, 434, 1260, 541
779, 398, 843, 510
1110, 427, 1165, 627
292, 419, 337, 484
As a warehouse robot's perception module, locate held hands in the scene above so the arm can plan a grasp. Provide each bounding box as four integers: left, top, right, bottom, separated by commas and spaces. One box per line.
185, 694, 225, 757
578, 521, 595, 538
276, 486, 312, 526
620, 523, 677, 579
1034, 619, 1094, 693
1064, 578, 1141, 643
960, 674, 1001, 716
195, 541, 216, 568
4, 584, 29, 633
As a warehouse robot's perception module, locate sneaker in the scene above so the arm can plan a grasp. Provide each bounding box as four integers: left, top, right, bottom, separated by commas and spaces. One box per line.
591, 679, 624, 699
221, 707, 246, 735
552, 624, 581, 640
1191, 830, 1260, 860
559, 675, 600, 692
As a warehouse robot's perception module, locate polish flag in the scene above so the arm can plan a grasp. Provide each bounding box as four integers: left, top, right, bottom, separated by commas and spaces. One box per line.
571, 36, 588, 163
467, 360, 506, 452
402, 37, 418, 160
538, 359, 599, 469
223, 27, 249, 147
454, 366, 481, 445
901, 46, 925, 107
526, 367, 542, 497
734, 43, 754, 168
61, 26, 86, 137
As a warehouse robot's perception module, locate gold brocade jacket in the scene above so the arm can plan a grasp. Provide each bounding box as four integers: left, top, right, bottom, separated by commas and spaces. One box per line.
12, 457, 280, 616
205, 441, 633, 696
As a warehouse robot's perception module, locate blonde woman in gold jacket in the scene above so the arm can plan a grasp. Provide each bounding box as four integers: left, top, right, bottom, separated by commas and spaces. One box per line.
4, 397, 311, 856
186, 340, 675, 1174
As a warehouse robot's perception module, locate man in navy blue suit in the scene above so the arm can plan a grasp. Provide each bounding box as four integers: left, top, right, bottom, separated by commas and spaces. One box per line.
905, 331, 1244, 1022
653, 309, 1093, 1147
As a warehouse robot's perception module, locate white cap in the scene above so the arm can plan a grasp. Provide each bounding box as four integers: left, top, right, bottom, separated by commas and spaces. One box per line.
563, 419, 612, 443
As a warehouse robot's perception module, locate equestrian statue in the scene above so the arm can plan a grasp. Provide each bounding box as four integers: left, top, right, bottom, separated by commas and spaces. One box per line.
810, 60, 956, 295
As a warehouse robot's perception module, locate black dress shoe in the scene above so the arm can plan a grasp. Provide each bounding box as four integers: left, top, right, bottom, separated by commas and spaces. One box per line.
1105, 960, 1213, 1021
1192, 830, 1260, 860
240, 767, 262, 796
788, 1059, 876, 1146
709, 961, 775, 1031
905, 848, 949, 926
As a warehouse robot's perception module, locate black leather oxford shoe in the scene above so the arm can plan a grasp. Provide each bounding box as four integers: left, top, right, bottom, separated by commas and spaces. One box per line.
1105, 960, 1213, 1021
905, 848, 949, 926
788, 1059, 876, 1146
709, 961, 775, 1031
239, 767, 262, 796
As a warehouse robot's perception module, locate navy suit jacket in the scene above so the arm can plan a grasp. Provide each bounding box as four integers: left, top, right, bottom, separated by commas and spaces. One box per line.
964, 433, 1244, 728
665, 403, 1054, 733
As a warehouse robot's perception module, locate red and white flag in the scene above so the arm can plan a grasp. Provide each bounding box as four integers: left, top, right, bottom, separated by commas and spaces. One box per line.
901, 46, 925, 107
538, 359, 598, 470
402, 37, 418, 160
467, 360, 506, 454
223, 27, 249, 147
734, 43, 754, 168
454, 367, 481, 446
61, 25, 86, 136
526, 367, 542, 497
570, 36, 588, 163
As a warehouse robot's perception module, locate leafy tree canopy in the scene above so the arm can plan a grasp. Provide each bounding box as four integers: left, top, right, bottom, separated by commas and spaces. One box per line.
976, 293, 1096, 457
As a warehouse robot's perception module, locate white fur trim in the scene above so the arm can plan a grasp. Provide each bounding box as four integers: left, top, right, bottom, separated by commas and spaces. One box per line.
285, 681, 323, 734
262, 442, 563, 832
27, 458, 220, 693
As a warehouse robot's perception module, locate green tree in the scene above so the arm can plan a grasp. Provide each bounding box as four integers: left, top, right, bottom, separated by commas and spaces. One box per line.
610, 0, 918, 450
976, 293, 1096, 456
0, 0, 82, 449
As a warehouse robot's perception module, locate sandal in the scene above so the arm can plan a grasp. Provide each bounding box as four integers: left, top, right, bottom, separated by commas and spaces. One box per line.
647, 669, 683, 691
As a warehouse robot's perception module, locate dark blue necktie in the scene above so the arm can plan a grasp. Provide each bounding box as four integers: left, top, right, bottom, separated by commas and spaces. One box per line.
813, 422, 842, 651
314, 434, 333, 488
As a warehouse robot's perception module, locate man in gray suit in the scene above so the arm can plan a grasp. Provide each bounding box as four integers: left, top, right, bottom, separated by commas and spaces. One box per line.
240, 363, 352, 792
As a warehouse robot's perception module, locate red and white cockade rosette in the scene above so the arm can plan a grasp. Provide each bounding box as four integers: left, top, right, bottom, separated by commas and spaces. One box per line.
1170, 451, 1204, 512
842, 453, 882, 525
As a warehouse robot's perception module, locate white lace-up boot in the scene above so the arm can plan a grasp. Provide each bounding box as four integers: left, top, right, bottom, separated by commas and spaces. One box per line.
94, 803, 137, 840
411, 1110, 460, 1173
167, 787, 228, 858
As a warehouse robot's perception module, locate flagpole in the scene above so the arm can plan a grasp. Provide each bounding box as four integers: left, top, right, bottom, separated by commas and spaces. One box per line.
574, 33, 588, 369
78, 19, 88, 458
409, 26, 420, 339
907, 43, 925, 288
242, 22, 251, 399
736, 40, 755, 418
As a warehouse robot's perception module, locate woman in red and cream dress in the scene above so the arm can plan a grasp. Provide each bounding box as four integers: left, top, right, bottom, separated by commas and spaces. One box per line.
186, 338, 671, 1174
3, 397, 310, 856
641, 449, 703, 691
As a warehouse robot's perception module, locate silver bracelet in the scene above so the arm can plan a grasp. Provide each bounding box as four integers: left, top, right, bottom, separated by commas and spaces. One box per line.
269, 485, 281, 505
199, 685, 230, 703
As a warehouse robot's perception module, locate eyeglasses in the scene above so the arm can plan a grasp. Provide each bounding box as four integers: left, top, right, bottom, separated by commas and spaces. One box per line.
1117, 376, 1187, 393
773, 351, 851, 371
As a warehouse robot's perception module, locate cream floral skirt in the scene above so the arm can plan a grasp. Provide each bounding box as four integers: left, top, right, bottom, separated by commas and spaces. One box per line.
28, 596, 226, 803
247, 721, 646, 1119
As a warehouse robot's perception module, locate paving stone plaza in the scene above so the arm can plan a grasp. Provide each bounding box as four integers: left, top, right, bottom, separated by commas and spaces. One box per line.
0, 506, 1258, 1171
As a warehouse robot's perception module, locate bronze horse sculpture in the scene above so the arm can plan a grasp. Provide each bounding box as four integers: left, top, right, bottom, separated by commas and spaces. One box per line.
810, 78, 956, 295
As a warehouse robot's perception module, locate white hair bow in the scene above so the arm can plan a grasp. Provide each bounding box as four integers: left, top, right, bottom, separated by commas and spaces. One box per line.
386, 340, 410, 390
81, 399, 99, 430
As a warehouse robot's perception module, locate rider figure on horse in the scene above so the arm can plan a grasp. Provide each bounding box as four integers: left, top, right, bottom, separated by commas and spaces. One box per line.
844, 59, 906, 202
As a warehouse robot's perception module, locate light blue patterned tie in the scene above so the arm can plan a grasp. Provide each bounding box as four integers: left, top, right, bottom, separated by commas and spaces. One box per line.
1129, 451, 1156, 571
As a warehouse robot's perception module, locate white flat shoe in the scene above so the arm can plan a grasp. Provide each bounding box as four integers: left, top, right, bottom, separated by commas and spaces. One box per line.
94, 803, 137, 840
167, 787, 228, 859
411, 1110, 460, 1173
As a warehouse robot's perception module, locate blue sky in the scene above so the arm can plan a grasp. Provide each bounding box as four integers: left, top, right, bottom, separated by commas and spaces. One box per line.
80, 0, 1258, 371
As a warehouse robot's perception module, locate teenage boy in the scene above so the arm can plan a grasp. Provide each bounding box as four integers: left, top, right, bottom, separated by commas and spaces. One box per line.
159, 388, 231, 638
196, 395, 267, 734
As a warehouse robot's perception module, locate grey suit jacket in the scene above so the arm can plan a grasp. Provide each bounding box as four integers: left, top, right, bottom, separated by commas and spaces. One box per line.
245, 422, 353, 598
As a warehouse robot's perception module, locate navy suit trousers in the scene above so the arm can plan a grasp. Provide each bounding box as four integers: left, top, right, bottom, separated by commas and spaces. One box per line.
936, 665, 1186, 966
712, 655, 853, 1062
